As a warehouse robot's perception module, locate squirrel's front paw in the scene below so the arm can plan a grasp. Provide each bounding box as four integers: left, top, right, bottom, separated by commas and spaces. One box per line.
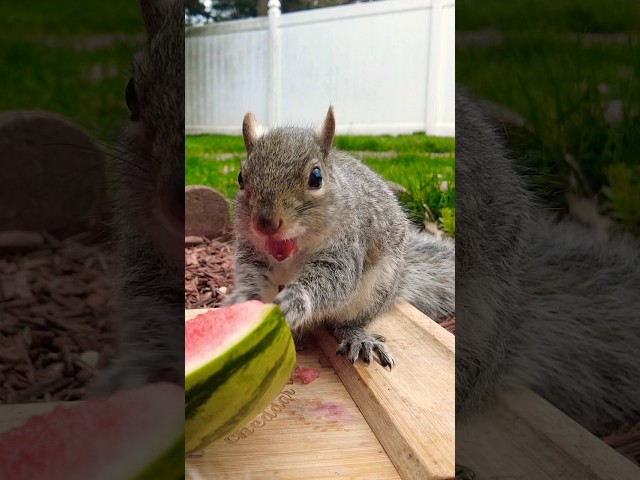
274, 285, 312, 331
335, 325, 394, 369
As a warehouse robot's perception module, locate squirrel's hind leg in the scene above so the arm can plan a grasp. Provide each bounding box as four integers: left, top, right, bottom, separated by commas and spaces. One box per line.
334, 325, 394, 369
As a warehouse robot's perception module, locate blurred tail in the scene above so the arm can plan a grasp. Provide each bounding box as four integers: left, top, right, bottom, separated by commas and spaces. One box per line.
398, 231, 455, 321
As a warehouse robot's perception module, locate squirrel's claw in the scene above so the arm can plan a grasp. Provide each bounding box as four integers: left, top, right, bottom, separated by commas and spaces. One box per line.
374, 344, 395, 369
335, 326, 394, 369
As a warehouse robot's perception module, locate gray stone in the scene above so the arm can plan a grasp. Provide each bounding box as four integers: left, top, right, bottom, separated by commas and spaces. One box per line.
185, 185, 231, 239
0, 110, 107, 237
79, 350, 100, 369
387, 181, 408, 196
477, 99, 529, 129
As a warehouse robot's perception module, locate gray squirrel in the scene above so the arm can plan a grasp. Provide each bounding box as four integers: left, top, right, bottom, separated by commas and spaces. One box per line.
223, 107, 455, 368
456, 88, 640, 437
90, 0, 185, 394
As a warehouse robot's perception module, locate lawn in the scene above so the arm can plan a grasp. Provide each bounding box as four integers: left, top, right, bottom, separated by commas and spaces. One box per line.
185, 134, 456, 237
0, 0, 144, 143
457, 0, 640, 33
457, 0, 640, 235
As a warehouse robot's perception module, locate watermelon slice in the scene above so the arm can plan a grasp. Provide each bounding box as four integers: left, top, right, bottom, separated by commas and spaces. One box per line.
0, 382, 184, 480
293, 365, 320, 384
185, 300, 296, 453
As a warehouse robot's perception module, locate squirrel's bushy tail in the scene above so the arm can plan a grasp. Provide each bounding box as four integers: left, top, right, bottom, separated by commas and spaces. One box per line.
397, 231, 455, 321
502, 217, 640, 435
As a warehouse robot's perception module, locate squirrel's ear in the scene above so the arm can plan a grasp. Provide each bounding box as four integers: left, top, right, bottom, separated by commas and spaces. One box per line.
319, 106, 335, 153
139, 0, 171, 38
242, 112, 264, 154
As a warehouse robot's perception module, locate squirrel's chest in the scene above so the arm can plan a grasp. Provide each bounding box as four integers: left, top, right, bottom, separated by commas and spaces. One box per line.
260, 260, 301, 302
269, 260, 300, 286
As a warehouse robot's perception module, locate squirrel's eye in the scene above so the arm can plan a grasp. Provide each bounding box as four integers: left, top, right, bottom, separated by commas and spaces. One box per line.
125, 78, 139, 121
308, 167, 322, 189
238, 171, 244, 190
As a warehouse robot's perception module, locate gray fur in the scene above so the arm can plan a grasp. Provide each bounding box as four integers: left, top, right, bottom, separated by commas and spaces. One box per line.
225, 108, 455, 368
90, 0, 185, 395
398, 232, 455, 320
456, 88, 640, 435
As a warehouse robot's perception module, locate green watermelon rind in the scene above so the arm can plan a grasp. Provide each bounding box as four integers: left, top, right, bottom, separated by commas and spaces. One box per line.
185, 304, 296, 454
134, 435, 185, 480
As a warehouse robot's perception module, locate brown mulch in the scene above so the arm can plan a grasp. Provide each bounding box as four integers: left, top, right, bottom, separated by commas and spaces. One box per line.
0, 231, 114, 404
185, 236, 233, 309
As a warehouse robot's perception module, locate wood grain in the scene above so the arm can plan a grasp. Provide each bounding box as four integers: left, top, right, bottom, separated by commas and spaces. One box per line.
315, 302, 455, 480
185, 308, 401, 480
457, 387, 640, 479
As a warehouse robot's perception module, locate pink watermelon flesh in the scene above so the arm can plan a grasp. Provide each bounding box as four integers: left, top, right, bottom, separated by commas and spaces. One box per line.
293, 365, 320, 384
0, 382, 183, 480
185, 299, 267, 373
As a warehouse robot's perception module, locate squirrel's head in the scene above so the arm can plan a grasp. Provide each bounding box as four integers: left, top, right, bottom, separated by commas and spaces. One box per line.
236, 106, 338, 262
120, 0, 184, 266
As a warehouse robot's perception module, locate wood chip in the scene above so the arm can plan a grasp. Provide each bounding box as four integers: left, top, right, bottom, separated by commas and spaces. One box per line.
0, 346, 21, 364
184, 238, 234, 309
14, 376, 74, 403
1, 231, 114, 403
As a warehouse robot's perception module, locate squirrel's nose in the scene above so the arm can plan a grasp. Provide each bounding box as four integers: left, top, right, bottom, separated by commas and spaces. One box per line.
255, 216, 282, 236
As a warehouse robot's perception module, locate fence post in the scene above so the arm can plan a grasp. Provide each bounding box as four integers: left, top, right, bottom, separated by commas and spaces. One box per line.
268, 0, 281, 129
425, 0, 442, 135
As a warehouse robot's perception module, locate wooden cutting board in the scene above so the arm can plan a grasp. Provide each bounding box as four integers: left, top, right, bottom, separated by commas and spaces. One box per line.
185, 303, 456, 480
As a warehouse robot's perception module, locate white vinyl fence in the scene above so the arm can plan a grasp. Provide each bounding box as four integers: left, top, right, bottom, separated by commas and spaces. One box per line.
186, 0, 454, 136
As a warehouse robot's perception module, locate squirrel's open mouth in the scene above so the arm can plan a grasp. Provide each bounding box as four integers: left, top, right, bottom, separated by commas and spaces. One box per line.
266, 237, 298, 262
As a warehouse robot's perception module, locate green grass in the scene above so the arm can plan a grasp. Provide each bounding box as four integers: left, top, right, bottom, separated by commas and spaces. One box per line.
185, 135, 247, 155
185, 154, 245, 199
458, 0, 640, 33
360, 154, 455, 231
0, 0, 144, 143
0, 1, 144, 36
185, 133, 456, 156
457, 0, 640, 235
334, 134, 455, 153
185, 134, 456, 236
